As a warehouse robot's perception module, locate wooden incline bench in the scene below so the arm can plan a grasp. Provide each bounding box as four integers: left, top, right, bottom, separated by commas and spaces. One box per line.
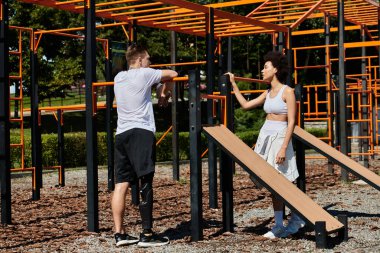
203, 125, 345, 241
293, 126, 380, 191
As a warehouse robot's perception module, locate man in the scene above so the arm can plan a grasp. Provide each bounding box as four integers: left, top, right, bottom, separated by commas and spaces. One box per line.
111, 44, 177, 247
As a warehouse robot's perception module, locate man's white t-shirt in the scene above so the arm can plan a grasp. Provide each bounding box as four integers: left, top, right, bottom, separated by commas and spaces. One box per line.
114, 68, 162, 135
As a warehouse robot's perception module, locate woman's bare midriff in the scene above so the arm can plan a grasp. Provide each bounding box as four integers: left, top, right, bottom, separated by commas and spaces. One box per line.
266, 113, 287, 122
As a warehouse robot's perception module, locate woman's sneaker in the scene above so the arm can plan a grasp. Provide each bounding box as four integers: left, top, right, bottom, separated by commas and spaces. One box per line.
137, 232, 170, 247
263, 225, 288, 239
114, 233, 139, 247
286, 219, 305, 235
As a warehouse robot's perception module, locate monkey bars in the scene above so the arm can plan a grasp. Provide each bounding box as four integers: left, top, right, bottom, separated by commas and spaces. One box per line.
16, 0, 286, 37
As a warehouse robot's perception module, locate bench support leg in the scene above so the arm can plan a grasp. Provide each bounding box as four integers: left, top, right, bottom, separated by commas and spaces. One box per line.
315, 221, 327, 249
337, 213, 348, 242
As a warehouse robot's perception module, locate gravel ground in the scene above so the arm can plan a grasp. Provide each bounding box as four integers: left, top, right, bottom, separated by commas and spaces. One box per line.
1, 158, 380, 252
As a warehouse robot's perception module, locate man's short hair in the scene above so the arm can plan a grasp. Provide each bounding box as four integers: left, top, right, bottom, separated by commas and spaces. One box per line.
126, 44, 147, 66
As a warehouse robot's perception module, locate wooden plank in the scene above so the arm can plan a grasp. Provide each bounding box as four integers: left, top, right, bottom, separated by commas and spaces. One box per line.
293, 126, 380, 191
203, 125, 344, 233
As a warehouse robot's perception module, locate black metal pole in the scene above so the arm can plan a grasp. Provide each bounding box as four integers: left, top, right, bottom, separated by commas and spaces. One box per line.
218, 39, 224, 78
57, 109, 65, 187
295, 84, 306, 192
189, 70, 203, 241
0, 0, 12, 224
338, 0, 349, 181
361, 26, 369, 168
171, 30, 179, 181
286, 29, 293, 86
325, 13, 334, 174
85, 0, 99, 232
30, 34, 42, 200
171, 82, 179, 181
220, 74, 234, 232
277, 32, 284, 52
227, 37, 232, 72
206, 7, 218, 209
227, 37, 235, 136
106, 41, 115, 191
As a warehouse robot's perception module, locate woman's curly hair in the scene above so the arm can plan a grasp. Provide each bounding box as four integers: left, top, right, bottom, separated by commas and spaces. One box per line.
264, 51, 289, 84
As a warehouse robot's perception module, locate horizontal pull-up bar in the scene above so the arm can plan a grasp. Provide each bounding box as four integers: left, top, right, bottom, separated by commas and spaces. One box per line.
92, 77, 189, 87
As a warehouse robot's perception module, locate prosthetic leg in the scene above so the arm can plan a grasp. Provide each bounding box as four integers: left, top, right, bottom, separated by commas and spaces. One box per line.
139, 173, 154, 231
137, 173, 170, 247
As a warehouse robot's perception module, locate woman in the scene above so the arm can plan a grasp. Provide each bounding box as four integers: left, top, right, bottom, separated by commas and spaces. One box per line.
227, 51, 304, 239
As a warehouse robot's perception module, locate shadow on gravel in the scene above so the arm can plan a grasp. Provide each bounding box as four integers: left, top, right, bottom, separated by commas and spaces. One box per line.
324, 203, 380, 218
241, 217, 273, 235
0, 235, 70, 251
159, 221, 192, 240
18, 211, 80, 226
234, 194, 266, 206
155, 212, 188, 222
159, 219, 225, 241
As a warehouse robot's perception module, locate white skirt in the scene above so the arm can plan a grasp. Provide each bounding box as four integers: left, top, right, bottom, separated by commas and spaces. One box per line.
254, 120, 299, 182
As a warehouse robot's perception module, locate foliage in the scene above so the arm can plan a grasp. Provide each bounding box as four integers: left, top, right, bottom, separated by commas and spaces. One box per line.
10, 130, 260, 168
234, 107, 266, 132
233, 73, 268, 132
9, 1, 90, 100
305, 127, 328, 138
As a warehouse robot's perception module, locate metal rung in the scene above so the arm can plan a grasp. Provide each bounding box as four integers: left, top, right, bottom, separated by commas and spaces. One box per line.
347, 136, 371, 139
10, 143, 23, 147
348, 152, 373, 156
9, 51, 21, 55
10, 118, 22, 122
10, 76, 22, 79
295, 65, 327, 70
347, 119, 371, 123
10, 97, 22, 101
11, 167, 34, 172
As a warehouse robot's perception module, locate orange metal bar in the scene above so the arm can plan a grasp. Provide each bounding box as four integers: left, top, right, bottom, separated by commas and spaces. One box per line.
201, 149, 208, 158
131, 11, 199, 22
91, 77, 188, 88
97, 2, 164, 14
112, 6, 179, 17
121, 25, 130, 40
55, 0, 82, 5
202, 94, 226, 100
93, 81, 114, 87
34, 33, 43, 52
235, 76, 270, 84
155, 16, 205, 26
9, 26, 33, 32
156, 125, 173, 146
36, 26, 85, 35
150, 61, 206, 68
74, 0, 141, 9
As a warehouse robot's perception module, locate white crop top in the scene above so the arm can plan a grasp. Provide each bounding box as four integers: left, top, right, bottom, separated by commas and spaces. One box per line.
263, 85, 288, 115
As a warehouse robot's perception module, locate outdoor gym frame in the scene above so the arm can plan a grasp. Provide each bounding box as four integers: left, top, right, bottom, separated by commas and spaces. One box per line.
0, 0, 287, 232
2, 0, 380, 244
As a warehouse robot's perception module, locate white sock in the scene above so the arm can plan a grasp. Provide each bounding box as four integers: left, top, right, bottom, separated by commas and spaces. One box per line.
274, 211, 284, 227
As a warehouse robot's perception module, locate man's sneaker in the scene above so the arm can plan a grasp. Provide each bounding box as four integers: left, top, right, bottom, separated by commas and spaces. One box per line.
137, 232, 170, 247
286, 219, 306, 235
114, 233, 139, 247
263, 225, 288, 239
